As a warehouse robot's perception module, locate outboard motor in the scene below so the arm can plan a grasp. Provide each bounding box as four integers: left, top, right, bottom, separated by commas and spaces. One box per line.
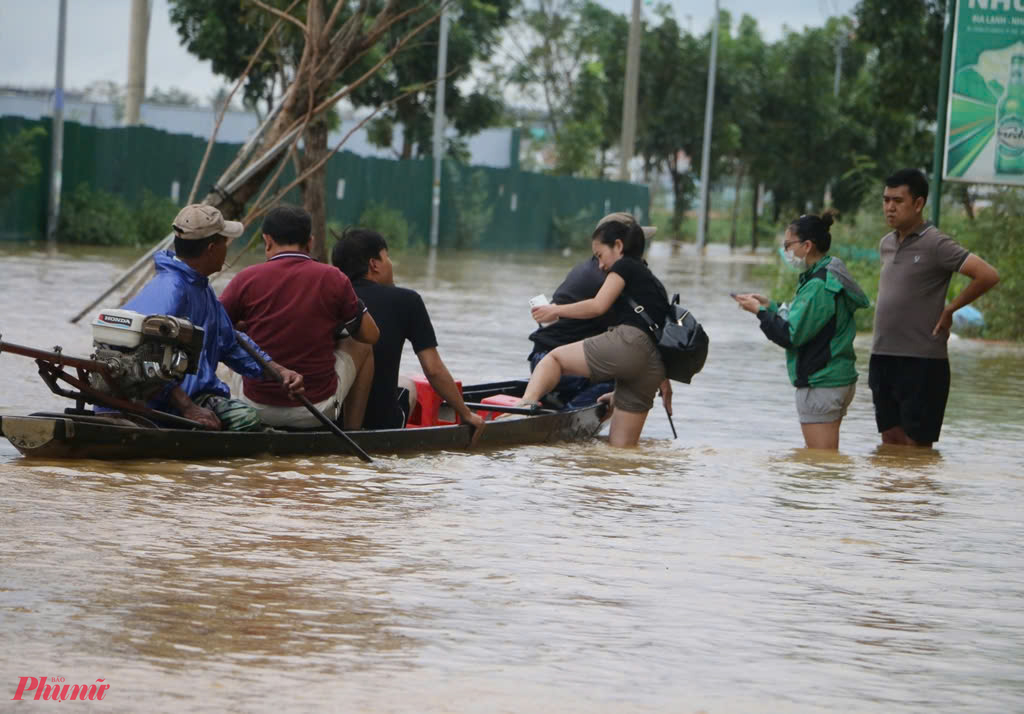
88, 309, 205, 400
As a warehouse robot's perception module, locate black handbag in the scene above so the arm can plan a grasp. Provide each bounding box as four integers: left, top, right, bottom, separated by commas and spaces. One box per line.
628, 294, 709, 384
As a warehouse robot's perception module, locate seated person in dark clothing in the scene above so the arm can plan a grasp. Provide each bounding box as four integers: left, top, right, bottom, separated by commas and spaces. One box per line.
331, 228, 485, 433
527, 212, 656, 409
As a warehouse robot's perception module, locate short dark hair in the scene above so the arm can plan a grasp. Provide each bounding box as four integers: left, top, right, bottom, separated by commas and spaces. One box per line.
592, 220, 645, 259
262, 204, 311, 247
332, 227, 389, 281
174, 234, 224, 259
788, 209, 838, 254
885, 168, 929, 202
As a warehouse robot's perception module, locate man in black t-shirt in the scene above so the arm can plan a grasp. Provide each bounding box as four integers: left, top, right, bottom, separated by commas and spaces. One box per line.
527, 257, 614, 408
332, 228, 485, 432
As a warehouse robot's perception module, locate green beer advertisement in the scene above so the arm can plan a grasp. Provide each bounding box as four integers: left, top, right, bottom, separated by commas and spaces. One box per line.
944, 0, 1024, 185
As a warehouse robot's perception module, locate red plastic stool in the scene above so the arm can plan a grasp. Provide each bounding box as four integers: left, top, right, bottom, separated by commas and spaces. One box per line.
476, 394, 521, 421
405, 374, 462, 428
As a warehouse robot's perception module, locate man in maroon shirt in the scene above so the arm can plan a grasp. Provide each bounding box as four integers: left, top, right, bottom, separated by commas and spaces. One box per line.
220, 205, 379, 429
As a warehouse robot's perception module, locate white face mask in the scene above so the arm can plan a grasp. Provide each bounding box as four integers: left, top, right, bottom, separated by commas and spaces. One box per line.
779, 246, 806, 271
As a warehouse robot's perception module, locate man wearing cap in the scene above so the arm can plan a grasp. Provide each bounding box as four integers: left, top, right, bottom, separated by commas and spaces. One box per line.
122, 204, 304, 431
219, 204, 380, 430
525, 212, 658, 409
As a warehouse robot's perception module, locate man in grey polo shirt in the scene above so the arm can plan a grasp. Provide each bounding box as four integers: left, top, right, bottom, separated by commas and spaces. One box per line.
869, 168, 1000, 447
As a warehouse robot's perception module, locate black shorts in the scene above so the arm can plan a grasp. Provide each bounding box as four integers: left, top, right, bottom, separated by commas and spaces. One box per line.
353, 387, 412, 430
377, 387, 412, 429
868, 355, 951, 444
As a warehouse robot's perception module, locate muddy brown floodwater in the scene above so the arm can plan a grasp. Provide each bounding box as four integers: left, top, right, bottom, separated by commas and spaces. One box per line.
1, 243, 1022, 712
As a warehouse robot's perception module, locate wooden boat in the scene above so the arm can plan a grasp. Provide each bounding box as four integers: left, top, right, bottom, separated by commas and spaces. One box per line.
0, 381, 607, 461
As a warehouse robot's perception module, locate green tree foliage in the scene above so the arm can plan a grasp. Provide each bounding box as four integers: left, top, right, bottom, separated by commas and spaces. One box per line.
168, 0, 294, 111
169, 0, 512, 157
58, 185, 179, 246
445, 163, 494, 248
958, 189, 1024, 340
631, 9, 742, 236
356, 200, 416, 251
146, 86, 200, 106
0, 126, 45, 202
829, 0, 949, 189
633, 10, 704, 234
348, 0, 514, 160
505, 0, 620, 176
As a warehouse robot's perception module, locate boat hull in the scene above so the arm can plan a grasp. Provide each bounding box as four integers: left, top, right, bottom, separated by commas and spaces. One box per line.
0, 381, 606, 460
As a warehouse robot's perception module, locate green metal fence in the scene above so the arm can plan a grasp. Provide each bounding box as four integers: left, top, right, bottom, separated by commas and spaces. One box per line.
0, 116, 648, 251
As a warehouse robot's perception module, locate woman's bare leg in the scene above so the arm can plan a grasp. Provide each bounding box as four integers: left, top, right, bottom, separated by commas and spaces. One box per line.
520, 342, 591, 405
608, 407, 649, 447
800, 420, 841, 450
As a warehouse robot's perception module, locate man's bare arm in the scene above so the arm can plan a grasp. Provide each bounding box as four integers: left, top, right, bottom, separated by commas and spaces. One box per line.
417, 347, 485, 430
933, 255, 1000, 335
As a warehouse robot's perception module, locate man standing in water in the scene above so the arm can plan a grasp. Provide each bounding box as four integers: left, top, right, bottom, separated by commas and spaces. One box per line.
870, 169, 999, 447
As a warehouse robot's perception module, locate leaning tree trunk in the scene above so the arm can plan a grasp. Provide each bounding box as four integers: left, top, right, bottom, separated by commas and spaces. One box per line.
958, 184, 975, 220
670, 170, 686, 239
300, 118, 330, 262
198, 0, 415, 220
81, 0, 439, 319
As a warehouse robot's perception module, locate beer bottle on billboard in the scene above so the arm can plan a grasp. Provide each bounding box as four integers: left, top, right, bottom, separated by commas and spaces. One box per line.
995, 55, 1024, 175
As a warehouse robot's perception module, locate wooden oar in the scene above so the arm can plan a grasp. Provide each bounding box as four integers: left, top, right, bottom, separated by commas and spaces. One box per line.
455, 402, 555, 416
234, 332, 372, 463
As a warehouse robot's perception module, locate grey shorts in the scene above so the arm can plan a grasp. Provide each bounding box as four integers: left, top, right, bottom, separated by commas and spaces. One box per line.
583, 324, 665, 413
795, 383, 856, 424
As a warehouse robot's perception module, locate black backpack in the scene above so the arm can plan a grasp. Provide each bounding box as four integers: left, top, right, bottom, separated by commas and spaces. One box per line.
628, 294, 709, 384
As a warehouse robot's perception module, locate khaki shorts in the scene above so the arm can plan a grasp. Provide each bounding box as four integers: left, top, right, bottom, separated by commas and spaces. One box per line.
583, 324, 665, 413
795, 383, 856, 424
223, 348, 357, 428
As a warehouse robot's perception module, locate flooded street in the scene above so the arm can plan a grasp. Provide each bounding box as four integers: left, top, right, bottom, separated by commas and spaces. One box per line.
1, 243, 1023, 712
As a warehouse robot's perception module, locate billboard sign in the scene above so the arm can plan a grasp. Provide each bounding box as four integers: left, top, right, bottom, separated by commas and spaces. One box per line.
944, 0, 1024, 185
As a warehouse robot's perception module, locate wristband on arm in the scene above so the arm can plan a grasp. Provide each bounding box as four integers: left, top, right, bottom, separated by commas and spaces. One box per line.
334, 299, 368, 339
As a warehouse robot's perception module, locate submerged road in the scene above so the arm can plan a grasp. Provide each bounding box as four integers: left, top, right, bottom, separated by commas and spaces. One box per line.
1, 242, 1022, 712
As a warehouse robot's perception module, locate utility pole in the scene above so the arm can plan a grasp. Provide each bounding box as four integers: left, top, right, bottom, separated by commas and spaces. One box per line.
695, 0, 719, 250
46, 0, 68, 254
429, 3, 450, 249
833, 31, 846, 97
619, 0, 642, 182
124, 0, 151, 126
823, 28, 847, 207
930, 0, 956, 227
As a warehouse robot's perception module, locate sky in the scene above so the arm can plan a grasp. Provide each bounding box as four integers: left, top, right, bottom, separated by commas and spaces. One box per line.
0, 0, 860, 105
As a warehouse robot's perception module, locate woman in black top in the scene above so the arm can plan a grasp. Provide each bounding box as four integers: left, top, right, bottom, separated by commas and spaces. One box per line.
521, 217, 671, 447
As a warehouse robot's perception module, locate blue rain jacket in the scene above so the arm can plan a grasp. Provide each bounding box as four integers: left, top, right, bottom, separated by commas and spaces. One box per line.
123, 251, 270, 412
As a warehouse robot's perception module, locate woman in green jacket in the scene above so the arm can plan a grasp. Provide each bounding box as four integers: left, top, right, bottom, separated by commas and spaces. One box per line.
733, 211, 869, 449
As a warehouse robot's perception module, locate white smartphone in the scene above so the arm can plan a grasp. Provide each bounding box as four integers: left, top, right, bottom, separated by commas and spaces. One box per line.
529, 294, 553, 327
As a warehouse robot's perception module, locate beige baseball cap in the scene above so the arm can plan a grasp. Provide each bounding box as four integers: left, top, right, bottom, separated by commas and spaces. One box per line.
172, 204, 245, 241
596, 211, 657, 239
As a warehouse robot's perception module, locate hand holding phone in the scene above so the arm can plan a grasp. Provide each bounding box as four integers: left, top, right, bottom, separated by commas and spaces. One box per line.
529, 294, 555, 327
